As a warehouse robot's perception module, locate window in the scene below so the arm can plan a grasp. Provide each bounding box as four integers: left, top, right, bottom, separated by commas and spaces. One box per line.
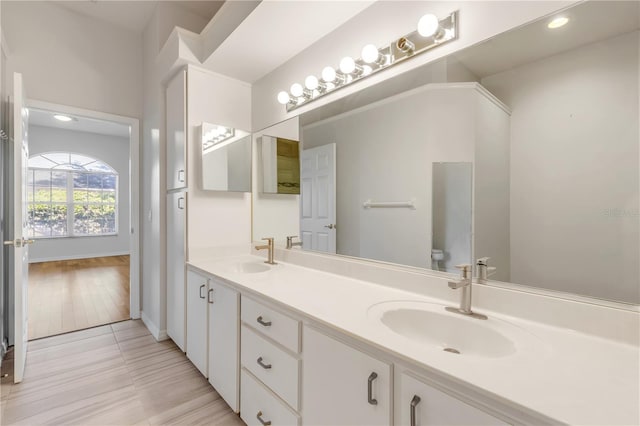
27, 153, 118, 238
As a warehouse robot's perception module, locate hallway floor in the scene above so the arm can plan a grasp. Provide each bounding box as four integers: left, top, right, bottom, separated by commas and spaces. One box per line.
28, 256, 130, 340
0, 320, 243, 425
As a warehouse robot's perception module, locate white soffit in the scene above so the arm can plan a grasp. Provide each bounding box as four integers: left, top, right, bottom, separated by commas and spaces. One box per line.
202, 0, 375, 83
29, 108, 130, 139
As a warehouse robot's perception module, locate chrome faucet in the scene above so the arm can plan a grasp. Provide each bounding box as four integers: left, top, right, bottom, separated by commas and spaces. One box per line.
286, 235, 302, 249
255, 237, 277, 265
476, 257, 497, 284
445, 264, 487, 320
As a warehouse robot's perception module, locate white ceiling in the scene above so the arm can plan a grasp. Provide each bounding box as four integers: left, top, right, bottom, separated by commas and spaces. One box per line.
453, 0, 640, 78
53, 0, 223, 34
29, 108, 131, 138
203, 0, 375, 83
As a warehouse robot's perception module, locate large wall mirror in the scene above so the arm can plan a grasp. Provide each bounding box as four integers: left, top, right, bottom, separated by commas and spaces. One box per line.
253, 1, 639, 306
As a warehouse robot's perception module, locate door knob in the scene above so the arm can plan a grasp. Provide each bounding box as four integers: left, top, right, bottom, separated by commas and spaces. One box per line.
324, 224, 337, 230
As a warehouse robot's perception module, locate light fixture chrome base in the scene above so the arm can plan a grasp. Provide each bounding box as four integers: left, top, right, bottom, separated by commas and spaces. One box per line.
284, 10, 458, 112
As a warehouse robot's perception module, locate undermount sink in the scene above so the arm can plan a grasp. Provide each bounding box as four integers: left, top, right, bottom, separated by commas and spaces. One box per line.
225, 261, 271, 274
368, 301, 543, 359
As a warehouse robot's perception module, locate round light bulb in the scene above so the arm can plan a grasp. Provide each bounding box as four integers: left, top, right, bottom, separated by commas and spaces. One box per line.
305, 75, 319, 90
361, 44, 380, 64
290, 83, 303, 97
417, 14, 439, 37
547, 17, 569, 29
339, 56, 356, 74
277, 91, 290, 105
321, 66, 336, 82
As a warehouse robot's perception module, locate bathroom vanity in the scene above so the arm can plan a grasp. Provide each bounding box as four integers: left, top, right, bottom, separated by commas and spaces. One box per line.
183, 248, 639, 426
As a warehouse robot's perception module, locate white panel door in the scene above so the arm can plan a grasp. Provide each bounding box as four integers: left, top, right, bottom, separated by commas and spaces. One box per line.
186, 270, 208, 377
208, 279, 239, 412
303, 326, 392, 425
399, 373, 507, 425
166, 69, 187, 190
6, 73, 31, 383
166, 191, 186, 351
300, 143, 336, 253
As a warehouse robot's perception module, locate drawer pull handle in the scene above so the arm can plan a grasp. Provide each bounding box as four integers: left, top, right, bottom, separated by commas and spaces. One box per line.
257, 316, 272, 327
207, 288, 214, 304
257, 357, 272, 369
410, 395, 421, 426
199, 284, 206, 299
256, 411, 272, 426
367, 372, 378, 405
177, 197, 185, 210
178, 169, 185, 183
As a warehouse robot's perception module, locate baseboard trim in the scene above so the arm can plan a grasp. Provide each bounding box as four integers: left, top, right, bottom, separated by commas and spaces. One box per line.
29, 251, 131, 264
140, 311, 169, 342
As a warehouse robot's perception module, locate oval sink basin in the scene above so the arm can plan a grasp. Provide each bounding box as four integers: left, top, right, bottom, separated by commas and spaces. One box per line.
368, 301, 543, 359
226, 261, 271, 274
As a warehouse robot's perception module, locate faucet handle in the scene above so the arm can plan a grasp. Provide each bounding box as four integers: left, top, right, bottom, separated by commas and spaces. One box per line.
476, 257, 491, 266
454, 264, 472, 279
261, 237, 274, 243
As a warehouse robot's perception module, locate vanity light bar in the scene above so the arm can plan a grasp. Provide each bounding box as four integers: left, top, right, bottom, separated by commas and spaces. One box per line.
202, 124, 235, 152
277, 11, 458, 112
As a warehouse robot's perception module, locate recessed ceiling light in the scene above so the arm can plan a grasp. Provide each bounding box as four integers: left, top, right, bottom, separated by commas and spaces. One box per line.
53, 114, 73, 122
548, 17, 569, 29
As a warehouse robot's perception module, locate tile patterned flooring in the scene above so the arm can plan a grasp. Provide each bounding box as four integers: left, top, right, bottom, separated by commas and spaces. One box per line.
0, 320, 244, 425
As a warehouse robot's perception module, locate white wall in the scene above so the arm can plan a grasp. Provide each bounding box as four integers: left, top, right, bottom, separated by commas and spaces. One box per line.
482, 31, 640, 303
1, 1, 142, 119
252, 117, 300, 245
302, 84, 478, 269
185, 66, 252, 252
28, 125, 130, 262
252, 1, 575, 131
473, 90, 511, 282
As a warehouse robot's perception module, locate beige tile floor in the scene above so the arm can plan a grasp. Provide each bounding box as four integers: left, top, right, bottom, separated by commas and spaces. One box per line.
0, 320, 244, 425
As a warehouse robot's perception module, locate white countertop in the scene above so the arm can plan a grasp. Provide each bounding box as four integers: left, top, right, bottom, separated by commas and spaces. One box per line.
189, 253, 639, 425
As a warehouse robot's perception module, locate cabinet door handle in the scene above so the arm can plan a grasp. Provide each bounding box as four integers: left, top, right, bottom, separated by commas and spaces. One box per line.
199, 284, 206, 299
367, 372, 378, 405
178, 197, 185, 210
207, 288, 214, 304
257, 357, 272, 369
178, 169, 185, 183
410, 395, 421, 426
256, 316, 272, 327
256, 411, 272, 426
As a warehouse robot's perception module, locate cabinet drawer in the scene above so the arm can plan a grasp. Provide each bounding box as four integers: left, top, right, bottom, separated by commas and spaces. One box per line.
241, 369, 300, 426
241, 325, 300, 410
399, 372, 508, 425
242, 296, 300, 353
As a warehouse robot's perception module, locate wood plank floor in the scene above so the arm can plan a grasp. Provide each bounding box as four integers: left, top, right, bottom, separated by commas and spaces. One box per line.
0, 320, 244, 425
28, 256, 130, 340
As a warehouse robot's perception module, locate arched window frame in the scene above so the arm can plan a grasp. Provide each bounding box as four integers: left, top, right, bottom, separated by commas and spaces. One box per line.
27, 152, 119, 239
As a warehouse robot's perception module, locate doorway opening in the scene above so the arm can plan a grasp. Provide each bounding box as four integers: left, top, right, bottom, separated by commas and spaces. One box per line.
24, 102, 140, 340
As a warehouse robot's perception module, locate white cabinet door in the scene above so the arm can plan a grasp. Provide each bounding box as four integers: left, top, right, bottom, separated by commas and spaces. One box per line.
208, 279, 239, 412
166, 69, 187, 190
186, 270, 208, 376
166, 192, 186, 351
399, 373, 508, 426
303, 325, 392, 425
